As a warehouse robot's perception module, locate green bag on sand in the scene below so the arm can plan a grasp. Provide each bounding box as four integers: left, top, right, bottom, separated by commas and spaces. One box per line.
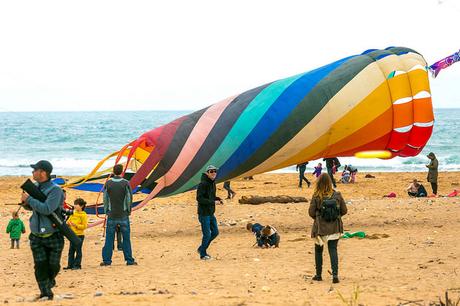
341, 231, 366, 239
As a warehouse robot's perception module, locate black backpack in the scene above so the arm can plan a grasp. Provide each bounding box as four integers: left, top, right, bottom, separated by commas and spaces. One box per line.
320, 193, 340, 222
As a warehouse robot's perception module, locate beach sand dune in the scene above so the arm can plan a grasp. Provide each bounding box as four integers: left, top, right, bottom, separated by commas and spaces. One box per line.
1, 172, 459, 305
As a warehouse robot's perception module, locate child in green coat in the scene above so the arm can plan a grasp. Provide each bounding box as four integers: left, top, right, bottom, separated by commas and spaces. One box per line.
6, 211, 26, 249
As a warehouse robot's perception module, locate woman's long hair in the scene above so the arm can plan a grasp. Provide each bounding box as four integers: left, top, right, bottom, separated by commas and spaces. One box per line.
313, 173, 334, 202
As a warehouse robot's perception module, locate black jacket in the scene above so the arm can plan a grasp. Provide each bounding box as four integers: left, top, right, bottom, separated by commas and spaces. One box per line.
196, 173, 216, 216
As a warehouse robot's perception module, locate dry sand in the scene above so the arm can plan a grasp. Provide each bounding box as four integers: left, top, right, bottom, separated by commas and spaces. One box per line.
1, 172, 459, 305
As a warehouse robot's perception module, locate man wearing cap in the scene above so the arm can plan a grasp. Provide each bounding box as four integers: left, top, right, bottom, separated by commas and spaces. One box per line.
196, 165, 222, 260
20, 160, 64, 300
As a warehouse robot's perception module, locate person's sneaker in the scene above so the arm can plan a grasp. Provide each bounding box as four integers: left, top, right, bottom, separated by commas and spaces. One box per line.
127, 261, 138, 266
332, 276, 340, 284
100, 262, 111, 266
200, 255, 211, 260
71, 266, 81, 270
63, 266, 73, 270
312, 275, 322, 281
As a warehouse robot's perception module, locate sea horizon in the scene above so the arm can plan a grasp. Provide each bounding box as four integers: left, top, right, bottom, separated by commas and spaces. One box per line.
1, 108, 459, 176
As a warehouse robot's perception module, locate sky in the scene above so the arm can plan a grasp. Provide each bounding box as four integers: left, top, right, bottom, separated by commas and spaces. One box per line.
0, 0, 458, 112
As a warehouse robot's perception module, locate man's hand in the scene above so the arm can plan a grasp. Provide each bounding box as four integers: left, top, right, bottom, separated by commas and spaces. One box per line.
20, 192, 30, 204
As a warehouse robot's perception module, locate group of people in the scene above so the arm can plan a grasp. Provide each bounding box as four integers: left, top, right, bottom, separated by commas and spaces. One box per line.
405, 152, 439, 197
296, 157, 347, 188
197, 164, 347, 284
14, 152, 440, 299
16, 161, 136, 300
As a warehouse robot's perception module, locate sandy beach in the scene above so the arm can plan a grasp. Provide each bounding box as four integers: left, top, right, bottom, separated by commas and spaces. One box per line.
1, 171, 459, 305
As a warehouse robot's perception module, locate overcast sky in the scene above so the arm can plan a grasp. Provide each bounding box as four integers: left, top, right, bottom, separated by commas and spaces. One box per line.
0, 0, 458, 112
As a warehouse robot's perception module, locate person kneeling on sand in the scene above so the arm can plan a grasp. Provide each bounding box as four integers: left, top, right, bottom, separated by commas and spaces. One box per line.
260, 225, 280, 248
308, 173, 347, 284
407, 179, 427, 198
246, 222, 265, 247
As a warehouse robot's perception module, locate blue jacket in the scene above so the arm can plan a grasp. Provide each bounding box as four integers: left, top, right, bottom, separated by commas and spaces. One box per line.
25, 180, 64, 235
251, 223, 264, 246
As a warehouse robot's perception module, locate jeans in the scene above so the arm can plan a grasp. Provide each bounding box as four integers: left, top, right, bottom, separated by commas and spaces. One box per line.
102, 217, 135, 264
298, 169, 310, 187
67, 235, 84, 268
327, 167, 337, 187
198, 215, 219, 257
314, 239, 339, 277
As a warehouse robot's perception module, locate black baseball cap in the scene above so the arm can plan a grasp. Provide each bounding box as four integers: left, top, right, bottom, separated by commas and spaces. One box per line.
30, 160, 53, 174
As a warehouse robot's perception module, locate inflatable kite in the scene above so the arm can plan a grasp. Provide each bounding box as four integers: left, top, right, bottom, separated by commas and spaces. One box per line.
63, 46, 439, 220
429, 49, 460, 78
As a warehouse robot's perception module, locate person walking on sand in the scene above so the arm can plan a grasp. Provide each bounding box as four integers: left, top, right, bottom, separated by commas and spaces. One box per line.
296, 162, 311, 188
101, 164, 137, 266
197, 165, 223, 260
308, 173, 347, 283
426, 152, 438, 196
223, 181, 236, 199
20, 160, 65, 300
323, 157, 340, 188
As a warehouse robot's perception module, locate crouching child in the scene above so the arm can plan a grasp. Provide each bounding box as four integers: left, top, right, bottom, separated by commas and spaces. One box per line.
260, 225, 280, 248
246, 222, 265, 247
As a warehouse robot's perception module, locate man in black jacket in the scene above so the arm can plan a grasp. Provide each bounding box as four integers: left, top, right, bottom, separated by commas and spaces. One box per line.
196, 165, 222, 260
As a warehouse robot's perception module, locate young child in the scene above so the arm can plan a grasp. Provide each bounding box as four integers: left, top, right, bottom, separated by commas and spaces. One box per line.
246, 222, 265, 247
64, 198, 88, 270
341, 168, 351, 183
312, 163, 323, 178
260, 225, 280, 248
6, 211, 25, 249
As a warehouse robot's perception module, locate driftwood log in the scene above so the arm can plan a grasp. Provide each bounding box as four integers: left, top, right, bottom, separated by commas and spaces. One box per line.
239, 195, 308, 205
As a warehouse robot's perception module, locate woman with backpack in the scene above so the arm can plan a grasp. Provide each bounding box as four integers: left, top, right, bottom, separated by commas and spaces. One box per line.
308, 173, 348, 283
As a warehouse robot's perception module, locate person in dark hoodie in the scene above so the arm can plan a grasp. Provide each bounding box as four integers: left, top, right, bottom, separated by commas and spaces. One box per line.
196, 165, 223, 260
20, 160, 65, 300
426, 152, 439, 196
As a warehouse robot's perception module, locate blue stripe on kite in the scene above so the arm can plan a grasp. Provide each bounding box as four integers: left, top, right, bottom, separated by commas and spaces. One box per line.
70, 183, 150, 194
216, 56, 352, 180
362, 49, 377, 55
72, 183, 104, 192
52, 178, 65, 185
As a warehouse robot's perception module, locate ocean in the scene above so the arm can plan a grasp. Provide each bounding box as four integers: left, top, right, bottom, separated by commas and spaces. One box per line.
0, 109, 459, 176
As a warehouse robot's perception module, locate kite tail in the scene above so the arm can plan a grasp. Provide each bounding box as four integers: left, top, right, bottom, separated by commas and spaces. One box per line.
429, 49, 460, 78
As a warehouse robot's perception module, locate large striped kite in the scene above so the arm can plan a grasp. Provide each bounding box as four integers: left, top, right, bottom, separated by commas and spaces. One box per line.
64, 46, 435, 219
